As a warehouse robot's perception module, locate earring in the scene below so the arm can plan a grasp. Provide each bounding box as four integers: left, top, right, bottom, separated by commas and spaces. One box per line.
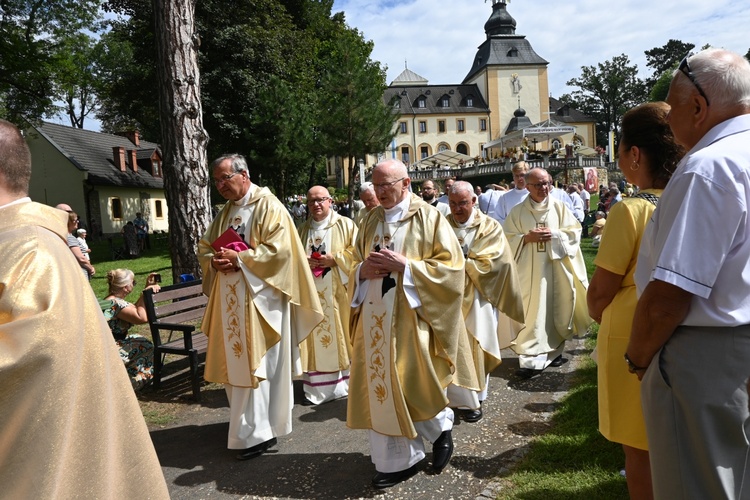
631, 161, 640, 171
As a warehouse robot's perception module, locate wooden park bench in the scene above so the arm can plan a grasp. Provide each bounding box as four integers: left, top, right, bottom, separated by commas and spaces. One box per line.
143, 280, 208, 401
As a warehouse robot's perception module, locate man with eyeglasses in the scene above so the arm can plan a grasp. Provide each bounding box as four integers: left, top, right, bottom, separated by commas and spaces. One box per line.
489, 161, 530, 223
348, 159, 471, 488
0, 119, 170, 498
420, 179, 450, 217
297, 186, 358, 405
503, 168, 591, 379
626, 48, 750, 499
198, 154, 324, 461
445, 181, 524, 424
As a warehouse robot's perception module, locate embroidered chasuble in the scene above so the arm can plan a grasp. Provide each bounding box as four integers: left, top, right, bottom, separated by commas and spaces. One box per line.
347, 194, 473, 439
198, 184, 324, 388
502, 197, 591, 356
0, 202, 169, 499
448, 209, 525, 385
297, 211, 357, 372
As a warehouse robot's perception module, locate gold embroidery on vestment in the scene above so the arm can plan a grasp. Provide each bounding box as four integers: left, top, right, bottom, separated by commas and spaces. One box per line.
369, 311, 388, 404
224, 277, 243, 358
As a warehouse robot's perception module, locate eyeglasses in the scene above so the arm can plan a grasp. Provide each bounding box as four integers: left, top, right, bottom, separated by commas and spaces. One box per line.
528, 181, 551, 189
449, 200, 472, 209
678, 54, 710, 106
308, 198, 331, 206
373, 177, 406, 190
213, 172, 240, 186
132, 280, 137, 286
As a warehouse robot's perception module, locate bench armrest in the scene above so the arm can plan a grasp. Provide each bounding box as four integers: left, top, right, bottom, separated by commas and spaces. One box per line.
151, 322, 195, 333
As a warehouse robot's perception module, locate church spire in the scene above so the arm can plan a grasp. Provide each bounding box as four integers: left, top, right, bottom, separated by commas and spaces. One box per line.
484, 0, 516, 38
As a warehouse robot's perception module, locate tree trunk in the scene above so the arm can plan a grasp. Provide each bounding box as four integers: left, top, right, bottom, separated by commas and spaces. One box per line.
153, 0, 211, 282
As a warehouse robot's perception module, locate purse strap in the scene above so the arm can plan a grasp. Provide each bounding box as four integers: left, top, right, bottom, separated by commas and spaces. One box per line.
632, 192, 659, 206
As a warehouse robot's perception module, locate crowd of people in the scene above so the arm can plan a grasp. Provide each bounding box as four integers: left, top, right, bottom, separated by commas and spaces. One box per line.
2, 48, 750, 499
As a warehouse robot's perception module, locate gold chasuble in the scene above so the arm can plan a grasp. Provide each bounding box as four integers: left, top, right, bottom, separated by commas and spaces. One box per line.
347, 194, 475, 439
448, 209, 525, 382
0, 202, 169, 499
503, 197, 592, 356
297, 211, 357, 372
198, 185, 323, 388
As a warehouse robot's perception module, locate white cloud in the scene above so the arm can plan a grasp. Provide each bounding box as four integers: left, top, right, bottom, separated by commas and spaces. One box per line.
333, 0, 750, 97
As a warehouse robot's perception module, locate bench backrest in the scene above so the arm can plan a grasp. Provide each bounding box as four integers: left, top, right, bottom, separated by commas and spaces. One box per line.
143, 280, 207, 346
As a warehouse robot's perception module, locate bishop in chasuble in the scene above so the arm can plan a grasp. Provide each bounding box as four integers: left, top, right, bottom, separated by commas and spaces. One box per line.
446, 181, 525, 422
347, 160, 475, 488
503, 168, 592, 378
198, 155, 323, 460
297, 186, 358, 405
0, 120, 169, 499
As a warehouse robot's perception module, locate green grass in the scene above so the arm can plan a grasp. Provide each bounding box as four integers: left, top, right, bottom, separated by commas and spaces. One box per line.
497, 236, 628, 499
87, 235, 176, 300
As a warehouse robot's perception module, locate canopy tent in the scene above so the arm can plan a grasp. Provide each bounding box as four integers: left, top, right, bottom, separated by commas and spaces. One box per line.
412, 150, 475, 168
483, 119, 577, 151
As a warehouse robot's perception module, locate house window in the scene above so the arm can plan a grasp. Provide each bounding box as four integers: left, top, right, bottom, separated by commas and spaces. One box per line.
111, 197, 123, 220
151, 160, 161, 177
481, 144, 487, 158
421, 146, 429, 159
480, 119, 487, 131
442, 97, 449, 107
438, 120, 446, 133
467, 96, 474, 107
419, 121, 427, 133
400, 121, 408, 134
438, 143, 449, 152
155, 200, 164, 219
401, 146, 410, 164
551, 139, 562, 150
457, 143, 468, 155
457, 119, 465, 132
418, 98, 426, 108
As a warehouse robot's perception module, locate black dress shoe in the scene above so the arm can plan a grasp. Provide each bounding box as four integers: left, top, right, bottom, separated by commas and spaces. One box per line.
515, 367, 542, 379
372, 463, 419, 489
461, 407, 483, 423
236, 437, 277, 460
549, 355, 567, 367
431, 430, 453, 472
300, 397, 315, 406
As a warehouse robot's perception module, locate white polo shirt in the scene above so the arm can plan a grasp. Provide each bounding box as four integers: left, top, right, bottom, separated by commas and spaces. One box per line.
635, 114, 750, 326
490, 188, 528, 223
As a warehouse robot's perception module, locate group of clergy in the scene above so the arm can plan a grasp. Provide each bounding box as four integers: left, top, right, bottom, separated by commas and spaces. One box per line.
198, 154, 591, 489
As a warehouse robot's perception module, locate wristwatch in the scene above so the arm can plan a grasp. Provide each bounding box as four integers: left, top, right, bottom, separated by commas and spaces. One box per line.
624, 353, 647, 374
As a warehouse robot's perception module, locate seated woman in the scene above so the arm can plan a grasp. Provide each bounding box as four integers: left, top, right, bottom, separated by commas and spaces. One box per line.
103, 269, 161, 391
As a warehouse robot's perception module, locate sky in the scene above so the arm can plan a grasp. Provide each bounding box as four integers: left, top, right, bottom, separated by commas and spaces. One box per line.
330, 0, 750, 98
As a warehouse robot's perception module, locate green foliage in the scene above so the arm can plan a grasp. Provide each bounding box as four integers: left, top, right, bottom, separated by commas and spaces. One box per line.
0, 0, 102, 123
644, 39, 694, 86
564, 54, 647, 146
649, 68, 676, 103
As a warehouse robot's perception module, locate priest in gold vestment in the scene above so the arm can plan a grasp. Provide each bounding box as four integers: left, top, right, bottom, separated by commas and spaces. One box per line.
198, 154, 323, 460
0, 119, 169, 498
348, 159, 473, 489
503, 168, 592, 378
446, 181, 525, 422
297, 186, 357, 405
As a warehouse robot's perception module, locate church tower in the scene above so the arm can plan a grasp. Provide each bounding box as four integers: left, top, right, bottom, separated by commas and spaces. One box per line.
463, 0, 550, 143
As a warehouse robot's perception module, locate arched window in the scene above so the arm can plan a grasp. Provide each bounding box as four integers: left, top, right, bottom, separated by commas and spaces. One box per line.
456, 143, 469, 155
438, 143, 450, 152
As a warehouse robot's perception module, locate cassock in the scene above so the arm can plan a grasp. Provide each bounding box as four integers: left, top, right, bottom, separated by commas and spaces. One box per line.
0, 201, 169, 499
198, 184, 323, 449
348, 194, 476, 471
297, 210, 358, 404
447, 209, 525, 406
503, 196, 591, 369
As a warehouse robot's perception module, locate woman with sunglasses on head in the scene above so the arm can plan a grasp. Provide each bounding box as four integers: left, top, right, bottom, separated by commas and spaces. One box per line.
102, 269, 161, 391
587, 102, 684, 499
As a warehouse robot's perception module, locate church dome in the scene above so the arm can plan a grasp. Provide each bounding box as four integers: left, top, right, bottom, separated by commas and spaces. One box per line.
514, 107, 526, 117
484, 1, 516, 37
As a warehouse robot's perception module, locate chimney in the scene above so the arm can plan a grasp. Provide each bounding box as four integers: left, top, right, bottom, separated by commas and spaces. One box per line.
117, 130, 140, 147
113, 146, 126, 172
127, 150, 138, 172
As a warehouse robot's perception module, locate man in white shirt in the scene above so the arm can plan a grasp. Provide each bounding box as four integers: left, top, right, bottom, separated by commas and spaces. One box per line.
566, 185, 585, 222
490, 161, 529, 223
626, 48, 750, 499
577, 182, 590, 212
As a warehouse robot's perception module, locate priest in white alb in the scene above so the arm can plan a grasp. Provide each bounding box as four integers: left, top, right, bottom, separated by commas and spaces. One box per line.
446, 181, 525, 422
297, 185, 357, 405
198, 154, 323, 460
348, 159, 475, 489
503, 168, 592, 378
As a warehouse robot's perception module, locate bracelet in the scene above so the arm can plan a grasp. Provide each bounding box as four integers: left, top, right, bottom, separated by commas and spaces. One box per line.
623, 352, 647, 374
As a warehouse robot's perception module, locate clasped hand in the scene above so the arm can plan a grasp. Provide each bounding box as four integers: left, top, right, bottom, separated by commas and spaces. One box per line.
525, 227, 552, 244
360, 247, 406, 280
212, 247, 240, 273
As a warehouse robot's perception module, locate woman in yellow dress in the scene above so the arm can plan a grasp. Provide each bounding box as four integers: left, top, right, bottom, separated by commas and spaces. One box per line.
587, 102, 684, 499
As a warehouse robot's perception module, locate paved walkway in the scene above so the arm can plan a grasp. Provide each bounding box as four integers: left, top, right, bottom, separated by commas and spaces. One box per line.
148, 338, 587, 499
